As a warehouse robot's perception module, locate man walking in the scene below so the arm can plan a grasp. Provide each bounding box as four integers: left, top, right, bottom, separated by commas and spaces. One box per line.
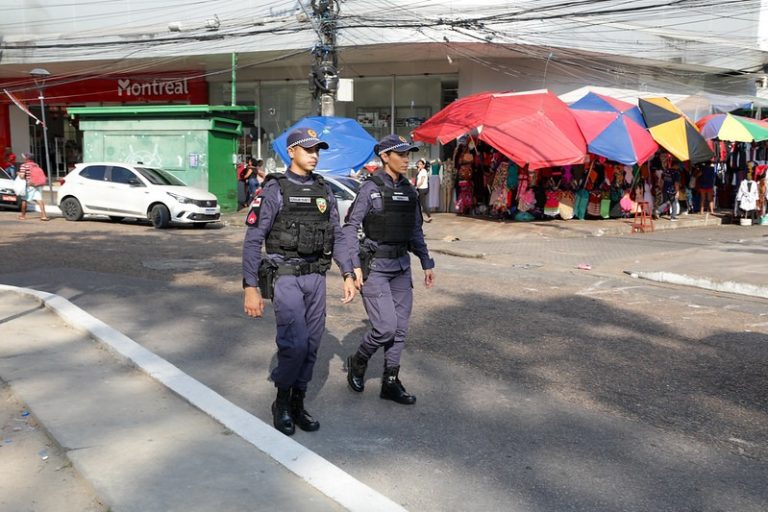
242, 127, 356, 436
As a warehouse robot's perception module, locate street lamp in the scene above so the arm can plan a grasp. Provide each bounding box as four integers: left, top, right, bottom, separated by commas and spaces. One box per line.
30, 68, 53, 196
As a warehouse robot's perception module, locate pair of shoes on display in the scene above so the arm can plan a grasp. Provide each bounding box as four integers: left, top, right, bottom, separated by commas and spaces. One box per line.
346, 354, 416, 405
271, 387, 320, 436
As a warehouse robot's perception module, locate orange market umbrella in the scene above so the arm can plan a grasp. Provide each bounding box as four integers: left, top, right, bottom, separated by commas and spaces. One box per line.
638, 97, 713, 163
413, 90, 586, 169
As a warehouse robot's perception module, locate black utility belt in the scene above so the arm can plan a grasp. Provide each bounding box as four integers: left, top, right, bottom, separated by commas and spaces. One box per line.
275, 261, 328, 276
374, 244, 408, 258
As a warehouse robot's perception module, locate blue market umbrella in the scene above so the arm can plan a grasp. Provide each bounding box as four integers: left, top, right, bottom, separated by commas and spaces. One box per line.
272, 116, 376, 176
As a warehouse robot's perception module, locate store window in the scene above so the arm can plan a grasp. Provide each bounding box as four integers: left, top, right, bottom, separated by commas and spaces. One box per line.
213, 73, 457, 169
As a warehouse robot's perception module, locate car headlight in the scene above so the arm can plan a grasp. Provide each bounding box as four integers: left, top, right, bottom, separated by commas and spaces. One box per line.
167, 192, 192, 204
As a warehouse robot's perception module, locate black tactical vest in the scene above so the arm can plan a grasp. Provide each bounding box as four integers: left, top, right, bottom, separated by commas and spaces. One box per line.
362, 174, 418, 244
265, 174, 334, 262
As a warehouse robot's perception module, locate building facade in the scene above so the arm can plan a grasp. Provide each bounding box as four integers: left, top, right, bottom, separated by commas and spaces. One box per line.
2, 0, 767, 174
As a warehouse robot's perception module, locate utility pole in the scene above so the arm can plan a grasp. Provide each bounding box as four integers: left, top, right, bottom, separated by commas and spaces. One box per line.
309, 0, 340, 116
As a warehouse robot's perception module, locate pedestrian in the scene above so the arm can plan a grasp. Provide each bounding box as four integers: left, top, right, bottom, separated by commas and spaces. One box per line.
17, 152, 49, 221
698, 163, 717, 215
5, 153, 17, 179
654, 158, 680, 221
343, 134, 435, 405
242, 157, 258, 204
415, 158, 432, 222
242, 127, 356, 436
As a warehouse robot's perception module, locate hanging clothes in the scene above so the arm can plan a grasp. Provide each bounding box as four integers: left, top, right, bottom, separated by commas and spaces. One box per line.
489, 160, 511, 214
736, 178, 758, 213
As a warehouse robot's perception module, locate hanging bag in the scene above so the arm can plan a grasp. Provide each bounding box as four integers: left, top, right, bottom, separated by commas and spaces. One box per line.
13, 176, 27, 196
558, 190, 574, 220
600, 191, 611, 219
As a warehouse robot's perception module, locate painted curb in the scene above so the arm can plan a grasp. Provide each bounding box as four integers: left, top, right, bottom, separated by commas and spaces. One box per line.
0, 284, 407, 512
625, 271, 768, 299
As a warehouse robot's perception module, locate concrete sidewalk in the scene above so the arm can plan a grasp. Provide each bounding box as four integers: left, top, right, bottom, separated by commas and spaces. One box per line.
0, 286, 406, 512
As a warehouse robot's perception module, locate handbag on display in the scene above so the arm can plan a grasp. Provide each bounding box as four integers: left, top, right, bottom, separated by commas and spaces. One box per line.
587, 191, 602, 217
600, 191, 611, 219
558, 190, 574, 220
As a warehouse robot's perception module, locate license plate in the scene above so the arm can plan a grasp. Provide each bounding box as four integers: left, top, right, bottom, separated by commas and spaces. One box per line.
204, 208, 216, 214
1, 195, 14, 202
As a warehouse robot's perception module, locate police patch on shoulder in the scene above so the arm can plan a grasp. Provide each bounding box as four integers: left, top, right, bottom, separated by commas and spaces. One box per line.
370, 192, 382, 199
245, 196, 262, 226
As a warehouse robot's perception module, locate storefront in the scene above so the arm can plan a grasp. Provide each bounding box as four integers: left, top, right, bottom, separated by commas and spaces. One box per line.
0, 72, 208, 179
211, 73, 458, 169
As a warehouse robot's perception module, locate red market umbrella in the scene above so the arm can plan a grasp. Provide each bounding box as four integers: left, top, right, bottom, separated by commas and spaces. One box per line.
411, 91, 495, 144
413, 90, 586, 169
568, 92, 658, 165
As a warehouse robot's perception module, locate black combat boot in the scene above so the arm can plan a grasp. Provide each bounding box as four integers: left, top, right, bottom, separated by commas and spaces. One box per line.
346, 351, 368, 393
290, 389, 320, 432
271, 388, 295, 436
380, 366, 416, 405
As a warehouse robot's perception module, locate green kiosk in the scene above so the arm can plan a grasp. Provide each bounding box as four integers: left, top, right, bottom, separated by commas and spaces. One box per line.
67, 105, 256, 212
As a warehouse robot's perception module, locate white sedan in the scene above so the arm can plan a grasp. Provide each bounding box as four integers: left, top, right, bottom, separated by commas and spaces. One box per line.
58, 162, 220, 228
323, 175, 359, 223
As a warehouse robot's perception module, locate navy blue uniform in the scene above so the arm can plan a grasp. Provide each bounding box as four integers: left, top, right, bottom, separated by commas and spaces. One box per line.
341, 170, 434, 368
243, 170, 351, 391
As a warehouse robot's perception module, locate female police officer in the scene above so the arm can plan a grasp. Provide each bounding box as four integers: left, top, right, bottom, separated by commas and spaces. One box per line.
243, 127, 356, 436
342, 134, 435, 405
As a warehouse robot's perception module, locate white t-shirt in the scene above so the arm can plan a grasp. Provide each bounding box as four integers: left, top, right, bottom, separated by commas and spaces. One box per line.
416, 168, 429, 190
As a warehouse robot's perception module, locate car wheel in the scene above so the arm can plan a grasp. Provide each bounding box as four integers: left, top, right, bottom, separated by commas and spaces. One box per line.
150, 204, 170, 229
60, 197, 84, 221
108, 216, 125, 223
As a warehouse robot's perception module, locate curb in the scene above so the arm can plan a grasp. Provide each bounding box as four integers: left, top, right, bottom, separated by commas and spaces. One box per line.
625, 271, 768, 300
0, 284, 408, 512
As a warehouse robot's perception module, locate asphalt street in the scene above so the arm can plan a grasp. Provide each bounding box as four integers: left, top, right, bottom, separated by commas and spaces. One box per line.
1, 209, 767, 511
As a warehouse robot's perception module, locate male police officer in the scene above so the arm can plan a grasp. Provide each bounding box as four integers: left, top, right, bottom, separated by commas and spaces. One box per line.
243, 127, 356, 436
342, 134, 435, 405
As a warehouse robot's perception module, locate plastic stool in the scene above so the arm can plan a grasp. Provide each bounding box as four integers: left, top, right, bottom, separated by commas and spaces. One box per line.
631, 201, 654, 233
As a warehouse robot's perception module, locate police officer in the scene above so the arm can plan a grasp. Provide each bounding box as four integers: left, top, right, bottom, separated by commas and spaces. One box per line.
342, 134, 435, 405
243, 127, 356, 436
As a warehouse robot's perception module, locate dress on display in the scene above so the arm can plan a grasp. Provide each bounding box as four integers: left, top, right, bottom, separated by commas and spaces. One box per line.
489, 161, 511, 214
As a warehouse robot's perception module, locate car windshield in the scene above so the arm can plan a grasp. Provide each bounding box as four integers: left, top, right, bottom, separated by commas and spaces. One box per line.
333, 176, 360, 193
0, 168, 11, 180
134, 167, 187, 186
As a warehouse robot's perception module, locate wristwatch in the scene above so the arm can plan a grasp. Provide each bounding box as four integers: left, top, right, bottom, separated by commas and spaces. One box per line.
343, 272, 356, 280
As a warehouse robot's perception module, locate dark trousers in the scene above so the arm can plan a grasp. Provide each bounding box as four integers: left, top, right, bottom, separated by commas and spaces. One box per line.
418, 189, 430, 218
359, 267, 413, 368
270, 273, 326, 391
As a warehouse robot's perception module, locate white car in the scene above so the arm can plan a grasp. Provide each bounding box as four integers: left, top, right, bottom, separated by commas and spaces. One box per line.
58, 162, 220, 228
0, 167, 22, 210
324, 175, 359, 223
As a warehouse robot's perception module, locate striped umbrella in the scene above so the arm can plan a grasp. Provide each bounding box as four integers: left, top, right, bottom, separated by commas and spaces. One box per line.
695, 113, 768, 142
